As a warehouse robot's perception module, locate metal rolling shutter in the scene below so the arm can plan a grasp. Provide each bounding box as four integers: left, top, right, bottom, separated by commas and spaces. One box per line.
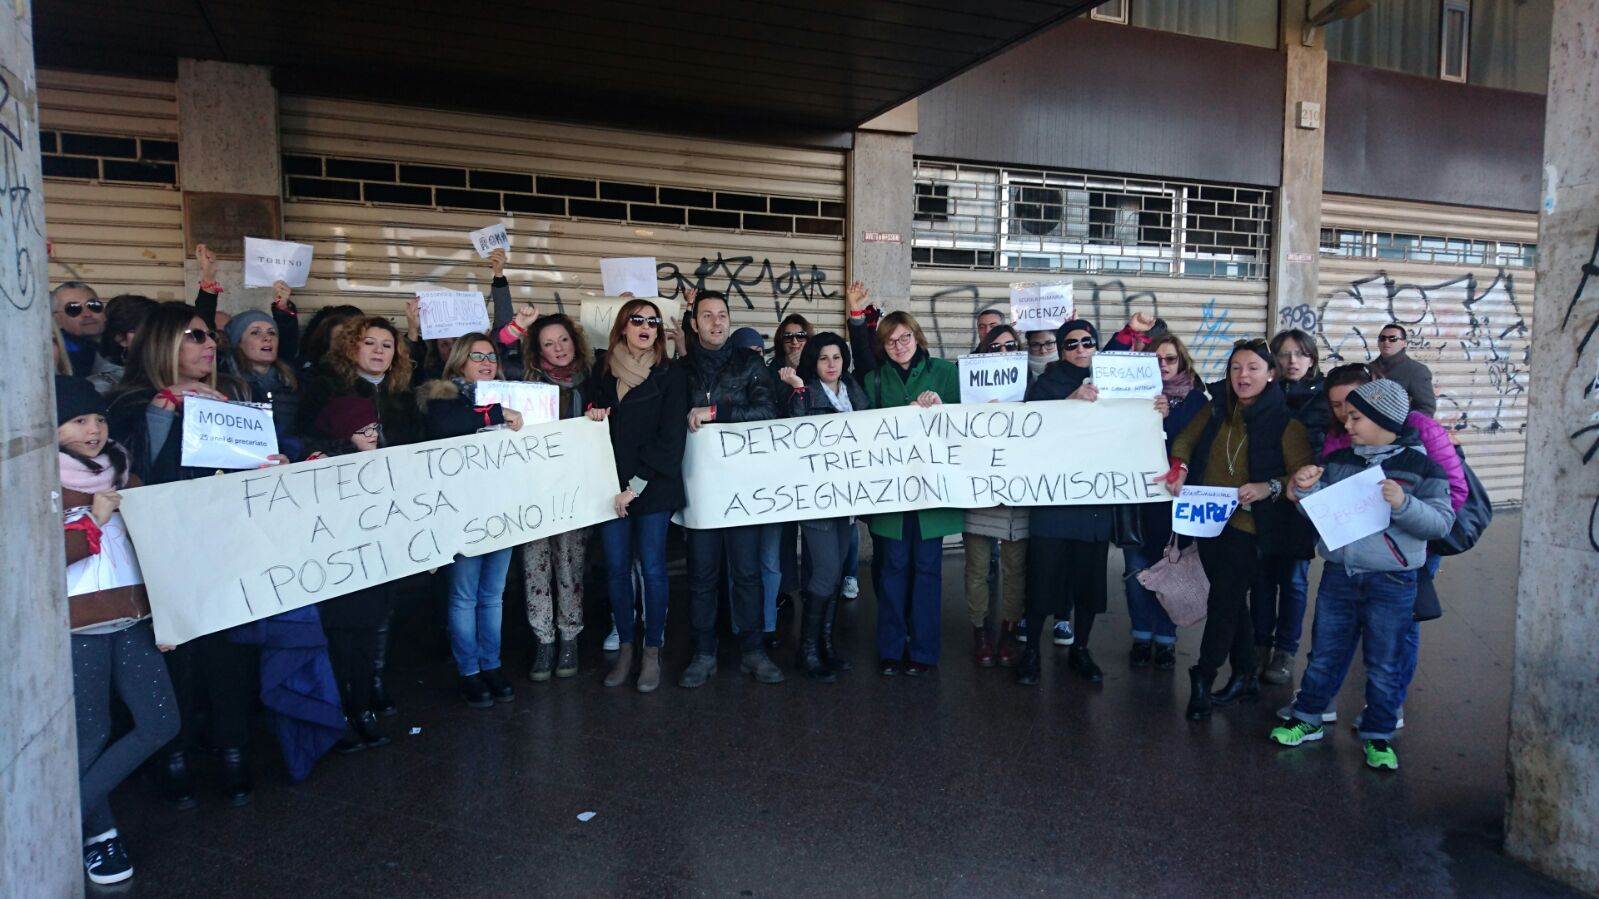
278, 96, 847, 342
39, 70, 186, 300
910, 268, 1269, 377
1315, 193, 1537, 503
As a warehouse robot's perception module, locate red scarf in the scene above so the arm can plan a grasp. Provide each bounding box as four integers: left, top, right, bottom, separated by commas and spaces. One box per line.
541, 359, 579, 385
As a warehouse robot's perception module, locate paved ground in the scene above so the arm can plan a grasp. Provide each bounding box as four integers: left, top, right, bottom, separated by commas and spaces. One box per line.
99, 511, 1584, 897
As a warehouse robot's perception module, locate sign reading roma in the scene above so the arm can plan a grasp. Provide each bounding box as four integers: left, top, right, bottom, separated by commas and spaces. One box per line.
118, 419, 620, 646
679, 399, 1172, 529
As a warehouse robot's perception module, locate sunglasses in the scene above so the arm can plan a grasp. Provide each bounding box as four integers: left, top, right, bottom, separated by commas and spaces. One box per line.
1061, 338, 1096, 351
182, 328, 218, 345
628, 314, 663, 328
466, 351, 497, 362
780, 331, 808, 343
991, 340, 1021, 352
1378, 334, 1406, 343
61, 299, 105, 318
1157, 354, 1181, 364
1233, 338, 1269, 349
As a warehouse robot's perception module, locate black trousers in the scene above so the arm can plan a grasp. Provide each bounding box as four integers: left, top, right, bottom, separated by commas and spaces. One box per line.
326, 626, 380, 717
687, 524, 764, 656
1196, 526, 1261, 681
1025, 537, 1109, 650
164, 631, 256, 751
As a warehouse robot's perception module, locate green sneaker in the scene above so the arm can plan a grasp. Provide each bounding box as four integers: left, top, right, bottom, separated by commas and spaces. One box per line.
1364, 739, 1399, 771
1269, 720, 1324, 746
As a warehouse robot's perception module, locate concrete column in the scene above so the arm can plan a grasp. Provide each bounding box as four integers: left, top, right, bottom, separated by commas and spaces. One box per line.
176, 59, 281, 315
1268, 0, 1328, 333
848, 102, 916, 313
1506, 1, 1599, 893
0, 2, 85, 894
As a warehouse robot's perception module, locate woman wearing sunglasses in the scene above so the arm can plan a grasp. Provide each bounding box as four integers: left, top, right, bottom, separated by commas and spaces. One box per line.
1016, 317, 1170, 686
417, 334, 525, 709
1165, 339, 1315, 721
585, 299, 688, 692
768, 312, 814, 612
519, 312, 594, 683
106, 302, 265, 809
962, 324, 1030, 668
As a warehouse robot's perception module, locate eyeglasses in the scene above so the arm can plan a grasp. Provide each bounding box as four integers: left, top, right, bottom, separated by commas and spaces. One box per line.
1378, 334, 1406, 344
628, 314, 663, 328
466, 351, 497, 362
61, 299, 105, 318
354, 424, 382, 439
1061, 338, 1096, 351
885, 332, 916, 349
1028, 339, 1056, 352
990, 340, 1021, 352
1276, 350, 1311, 360
182, 328, 218, 345
780, 331, 808, 343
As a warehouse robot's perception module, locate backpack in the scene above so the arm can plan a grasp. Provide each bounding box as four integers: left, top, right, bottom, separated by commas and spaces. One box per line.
1430, 446, 1492, 556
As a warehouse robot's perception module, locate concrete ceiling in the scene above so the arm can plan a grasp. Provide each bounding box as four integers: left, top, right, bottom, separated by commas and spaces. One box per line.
33, 0, 1100, 144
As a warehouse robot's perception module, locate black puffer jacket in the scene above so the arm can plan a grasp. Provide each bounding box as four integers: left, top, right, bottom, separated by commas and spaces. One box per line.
416, 378, 508, 440
677, 345, 778, 423
1280, 375, 1331, 458
297, 366, 422, 453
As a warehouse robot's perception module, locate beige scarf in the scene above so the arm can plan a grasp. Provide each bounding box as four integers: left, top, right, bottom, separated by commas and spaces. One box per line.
609, 344, 655, 400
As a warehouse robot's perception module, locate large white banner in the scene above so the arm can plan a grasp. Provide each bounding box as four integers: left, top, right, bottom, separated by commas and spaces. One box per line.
119, 419, 620, 646
679, 399, 1171, 529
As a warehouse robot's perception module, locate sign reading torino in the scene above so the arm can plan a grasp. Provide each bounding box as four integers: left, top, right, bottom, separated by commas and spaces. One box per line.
118, 419, 620, 646
678, 399, 1171, 529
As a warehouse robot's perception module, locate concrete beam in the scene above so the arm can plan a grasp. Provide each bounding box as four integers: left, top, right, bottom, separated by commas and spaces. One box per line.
847, 131, 914, 313
1268, 0, 1328, 335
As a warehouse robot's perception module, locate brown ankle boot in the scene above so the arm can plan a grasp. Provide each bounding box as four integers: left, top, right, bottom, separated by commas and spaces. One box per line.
636, 646, 661, 693
604, 644, 634, 688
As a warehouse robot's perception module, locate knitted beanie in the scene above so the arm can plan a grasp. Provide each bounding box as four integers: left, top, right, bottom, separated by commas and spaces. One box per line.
55, 375, 107, 424
1347, 378, 1410, 435
729, 327, 765, 352
224, 309, 274, 349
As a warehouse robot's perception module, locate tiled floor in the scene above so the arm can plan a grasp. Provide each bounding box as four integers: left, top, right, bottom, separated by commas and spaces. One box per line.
99, 511, 1583, 896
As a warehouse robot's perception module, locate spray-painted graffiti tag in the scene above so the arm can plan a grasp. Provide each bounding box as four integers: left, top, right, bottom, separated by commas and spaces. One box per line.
1561, 227, 1599, 550
656, 253, 838, 320
0, 69, 43, 311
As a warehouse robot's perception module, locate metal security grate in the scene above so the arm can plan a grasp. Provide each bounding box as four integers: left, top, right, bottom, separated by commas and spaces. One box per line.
1319, 228, 1536, 269
912, 159, 1272, 279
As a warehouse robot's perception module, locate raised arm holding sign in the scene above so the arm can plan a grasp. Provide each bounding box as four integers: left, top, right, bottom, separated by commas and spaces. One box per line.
417, 289, 491, 340
599, 257, 660, 298
243, 237, 314, 288
1009, 282, 1074, 333
469, 223, 510, 259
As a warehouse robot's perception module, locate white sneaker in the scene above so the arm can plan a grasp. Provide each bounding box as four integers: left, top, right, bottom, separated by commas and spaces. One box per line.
1276, 690, 1338, 723
603, 626, 620, 652
1352, 707, 1405, 731
841, 576, 859, 599
1051, 620, 1074, 646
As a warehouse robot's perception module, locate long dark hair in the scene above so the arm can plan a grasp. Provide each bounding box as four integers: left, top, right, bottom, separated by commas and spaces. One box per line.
977, 324, 1022, 354
300, 304, 364, 369
796, 331, 852, 383
61, 438, 130, 485
98, 294, 156, 364
1323, 362, 1375, 437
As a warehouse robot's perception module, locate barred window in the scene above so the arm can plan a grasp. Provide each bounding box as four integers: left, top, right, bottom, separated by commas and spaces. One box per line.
912, 159, 1272, 280
1318, 228, 1536, 269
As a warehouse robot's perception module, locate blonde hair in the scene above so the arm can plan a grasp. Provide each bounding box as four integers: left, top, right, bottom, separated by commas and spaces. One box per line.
440, 332, 498, 380
115, 301, 218, 395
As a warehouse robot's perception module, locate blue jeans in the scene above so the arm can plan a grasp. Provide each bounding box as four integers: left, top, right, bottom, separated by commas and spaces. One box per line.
600, 511, 671, 648
446, 548, 513, 676
735, 522, 781, 634
1292, 563, 1417, 740
876, 514, 944, 665
1251, 555, 1310, 654
1123, 544, 1176, 645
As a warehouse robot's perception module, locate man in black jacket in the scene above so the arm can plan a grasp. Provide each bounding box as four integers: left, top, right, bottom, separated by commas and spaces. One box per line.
676, 291, 784, 687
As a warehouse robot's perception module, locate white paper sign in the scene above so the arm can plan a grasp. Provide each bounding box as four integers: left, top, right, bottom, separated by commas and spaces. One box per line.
469, 223, 510, 258
417, 289, 491, 340
958, 352, 1028, 404
181, 397, 279, 469
243, 237, 314, 288
599, 257, 660, 299
1009, 282, 1075, 333
579, 297, 682, 353
1092, 352, 1163, 399
473, 380, 560, 425
679, 399, 1171, 529
119, 419, 620, 646
64, 509, 144, 598
1300, 465, 1392, 551
1171, 485, 1240, 538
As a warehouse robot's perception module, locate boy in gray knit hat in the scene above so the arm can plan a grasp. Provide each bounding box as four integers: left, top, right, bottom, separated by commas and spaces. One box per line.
1268, 378, 1455, 771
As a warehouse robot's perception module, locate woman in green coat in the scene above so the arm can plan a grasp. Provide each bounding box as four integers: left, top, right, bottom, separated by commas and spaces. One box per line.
864, 311, 961, 676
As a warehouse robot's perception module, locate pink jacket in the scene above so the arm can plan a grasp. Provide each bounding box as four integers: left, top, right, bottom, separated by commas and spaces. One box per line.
1321, 412, 1468, 511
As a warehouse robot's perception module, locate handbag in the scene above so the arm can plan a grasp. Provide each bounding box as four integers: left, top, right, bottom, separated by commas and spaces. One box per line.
1431, 447, 1492, 556
1136, 536, 1209, 627
1110, 504, 1144, 549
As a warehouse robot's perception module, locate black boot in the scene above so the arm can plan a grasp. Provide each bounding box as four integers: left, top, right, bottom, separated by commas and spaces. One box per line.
1186, 666, 1213, 721
161, 749, 197, 810
529, 640, 556, 683
219, 747, 252, 807
796, 594, 837, 682
1210, 672, 1261, 706
370, 620, 396, 717
1015, 643, 1041, 686
354, 710, 391, 749
1067, 646, 1104, 683
819, 595, 852, 672
334, 719, 368, 755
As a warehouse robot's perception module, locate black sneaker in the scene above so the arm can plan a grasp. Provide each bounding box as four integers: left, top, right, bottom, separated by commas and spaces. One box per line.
1129, 641, 1153, 668
84, 836, 133, 885
459, 673, 493, 709
1152, 643, 1177, 670
480, 667, 516, 703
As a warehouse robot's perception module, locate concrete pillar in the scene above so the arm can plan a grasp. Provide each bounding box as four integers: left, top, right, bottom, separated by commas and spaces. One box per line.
0, 2, 85, 894
848, 102, 916, 313
1505, 1, 1599, 892
176, 59, 281, 315
1268, 0, 1328, 333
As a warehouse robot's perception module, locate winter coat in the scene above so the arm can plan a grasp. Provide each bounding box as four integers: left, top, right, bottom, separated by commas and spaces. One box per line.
785, 374, 872, 530
1020, 359, 1116, 542
678, 345, 778, 424
1322, 411, 1467, 511
1280, 375, 1331, 458
417, 378, 509, 441
863, 350, 963, 541
106, 384, 245, 485
234, 364, 304, 460
588, 363, 689, 515
1370, 350, 1437, 418
297, 366, 422, 452
63, 471, 151, 631
1297, 429, 1455, 574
